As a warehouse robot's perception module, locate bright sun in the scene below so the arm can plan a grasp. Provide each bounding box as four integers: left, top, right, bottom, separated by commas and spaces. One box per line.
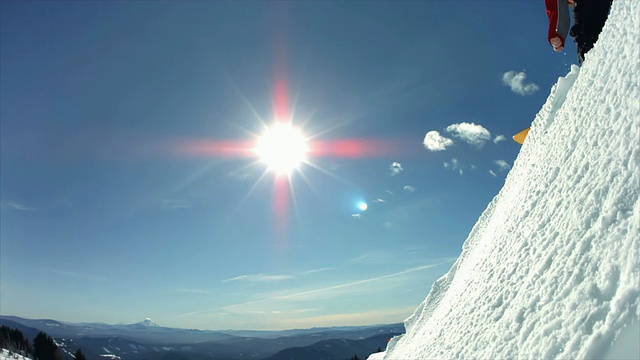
254, 123, 309, 175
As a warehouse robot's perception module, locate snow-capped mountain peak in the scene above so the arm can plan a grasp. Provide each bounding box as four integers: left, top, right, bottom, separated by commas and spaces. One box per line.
137, 318, 159, 327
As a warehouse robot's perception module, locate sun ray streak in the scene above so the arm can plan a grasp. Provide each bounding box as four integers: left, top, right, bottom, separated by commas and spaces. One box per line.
296, 167, 325, 203
303, 160, 356, 188
232, 168, 271, 215
296, 107, 323, 134
287, 174, 302, 226
273, 176, 290, 242
174, 139, 255, 158
225, 72, 268, 129
289, 46, 312, 126
304, 118, 354, 141
173, 160, 222, 193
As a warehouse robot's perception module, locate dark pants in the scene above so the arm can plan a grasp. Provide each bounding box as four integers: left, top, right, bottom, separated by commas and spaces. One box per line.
570, 0, 613, 63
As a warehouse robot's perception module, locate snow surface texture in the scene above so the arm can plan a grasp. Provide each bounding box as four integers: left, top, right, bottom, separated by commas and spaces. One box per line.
386, 2, 639, 359
367, 351, 386, 360
1, 349, 32, 360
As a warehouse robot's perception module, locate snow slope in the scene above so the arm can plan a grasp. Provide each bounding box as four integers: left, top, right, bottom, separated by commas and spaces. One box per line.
386, 1, 639, 359
0, 349, 32, 360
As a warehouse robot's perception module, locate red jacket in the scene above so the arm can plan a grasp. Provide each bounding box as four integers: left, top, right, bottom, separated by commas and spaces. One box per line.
546, 0, 571, 49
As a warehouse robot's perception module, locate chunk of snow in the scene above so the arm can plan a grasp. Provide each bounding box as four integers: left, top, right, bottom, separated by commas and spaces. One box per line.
366, 351, 386, 360
1, 349, 33, 360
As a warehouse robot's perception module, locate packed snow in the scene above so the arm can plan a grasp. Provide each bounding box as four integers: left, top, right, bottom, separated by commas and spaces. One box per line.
367, 351, 386, 360
0, 349, 31, 360
386, 1, 639, 359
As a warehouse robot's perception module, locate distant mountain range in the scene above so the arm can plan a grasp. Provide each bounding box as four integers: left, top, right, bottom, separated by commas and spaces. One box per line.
0, 315, 403, 360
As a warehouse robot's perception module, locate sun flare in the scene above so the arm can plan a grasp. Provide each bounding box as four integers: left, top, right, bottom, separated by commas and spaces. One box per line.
254, 123, 309, 175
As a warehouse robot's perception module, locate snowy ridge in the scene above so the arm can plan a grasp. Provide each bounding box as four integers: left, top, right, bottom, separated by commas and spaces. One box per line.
386, 1, 639, 359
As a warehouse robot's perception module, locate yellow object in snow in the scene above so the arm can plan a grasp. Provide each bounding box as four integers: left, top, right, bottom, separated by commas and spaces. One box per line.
513, 127, 531, 145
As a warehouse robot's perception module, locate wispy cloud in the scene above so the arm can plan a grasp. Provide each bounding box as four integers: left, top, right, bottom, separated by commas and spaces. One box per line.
352, 214, 362, 219
290, 307, 324, 314
299, 267, 335, 275
222, 274, 294, 283
176, 288, 215, 295
223, 275, 250, 282
349, 254, 372, 263
389, 162, 403, 176
493, 135, 507, 143
490, 159, 511, 177
180, 259, 455, 317
47, 267, 108, 282
445, 122, 491, 147
423, 131, 454, 151
273, 306, 417, 329
236, 261, 454, 306
253, 275, 295, 282
403, 185, 416, 193
227, 170, 254, 181
502, 70, 539, 96
372, 198, 386, 203
161, 199, 192, 210
444, 158, 464, 175
1, 200, 37, 211
494, 159, 511, 171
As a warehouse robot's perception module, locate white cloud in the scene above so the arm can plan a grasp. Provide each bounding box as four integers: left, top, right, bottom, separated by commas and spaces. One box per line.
223, 275, 249, 282
254, 275, 294, 281
234, 260, 455, 305
162, 199, 192, 210
270, 306, 418, 329
349, 254, 372, 263
300, 267, 335, 275
403, 185, 416, 193
176, 288, 215, 294
180, 258, 457, 317
444, 158, 459, 169
502, 70, 540, 96
445, 122, 491, 147
494, 159, 511, 171
444, 158, 464, 175
352, 214, 361, 219
489, 170, 498, 177
493, 135, 507, 143
222, 274, 294, 283
372, 198, 386, 203
390, 162, 403, 175
423, 131, 454, 151
1, 200, 37, 211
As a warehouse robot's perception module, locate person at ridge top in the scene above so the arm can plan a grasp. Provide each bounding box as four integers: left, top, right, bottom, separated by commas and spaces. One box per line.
546, 0, 613, 63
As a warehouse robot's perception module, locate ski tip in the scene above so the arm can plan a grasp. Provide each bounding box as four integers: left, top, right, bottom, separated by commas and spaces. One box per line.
513, 127, 531, 145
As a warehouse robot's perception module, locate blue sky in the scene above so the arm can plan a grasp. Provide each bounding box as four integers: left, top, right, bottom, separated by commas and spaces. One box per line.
1, 1, 579, 330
